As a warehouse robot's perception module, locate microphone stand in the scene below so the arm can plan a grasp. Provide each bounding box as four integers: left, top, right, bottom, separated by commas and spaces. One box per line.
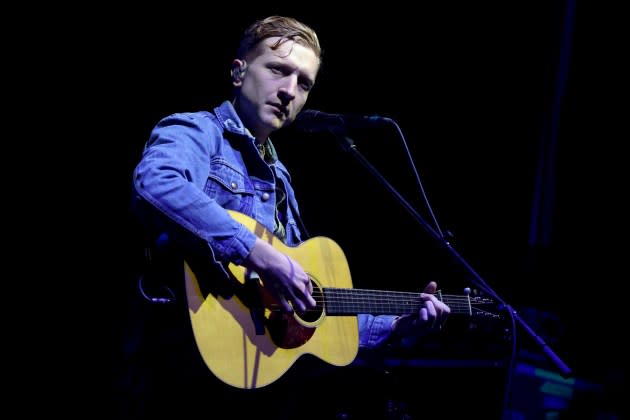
334, 133, 572, 378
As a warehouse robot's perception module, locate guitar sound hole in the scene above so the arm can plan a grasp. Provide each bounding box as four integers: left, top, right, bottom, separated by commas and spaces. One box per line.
299, 280, 324, 323
266, 279, 322, 349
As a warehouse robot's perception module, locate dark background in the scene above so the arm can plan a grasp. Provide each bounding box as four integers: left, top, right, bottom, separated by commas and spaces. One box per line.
49, 2, 622, 417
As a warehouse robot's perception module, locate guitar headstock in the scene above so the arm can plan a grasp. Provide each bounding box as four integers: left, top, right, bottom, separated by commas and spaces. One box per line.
469, 295, 503, 319
438, 288, 503, 320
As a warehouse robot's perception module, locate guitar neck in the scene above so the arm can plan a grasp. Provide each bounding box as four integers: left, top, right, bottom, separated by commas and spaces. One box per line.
322, 288, 478, 317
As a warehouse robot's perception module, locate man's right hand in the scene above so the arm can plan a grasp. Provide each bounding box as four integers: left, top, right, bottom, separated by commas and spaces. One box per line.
243, 238, 316, 313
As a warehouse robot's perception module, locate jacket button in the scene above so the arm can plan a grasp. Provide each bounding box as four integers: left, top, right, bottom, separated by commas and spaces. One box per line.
231, 182, 238, 190
261, 192, 270, 201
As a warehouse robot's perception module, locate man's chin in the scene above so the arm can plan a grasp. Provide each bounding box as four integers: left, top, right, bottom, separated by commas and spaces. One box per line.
267, 116, 286, 131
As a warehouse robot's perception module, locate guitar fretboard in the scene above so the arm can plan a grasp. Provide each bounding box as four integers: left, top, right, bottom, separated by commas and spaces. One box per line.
321, 288, 474, 316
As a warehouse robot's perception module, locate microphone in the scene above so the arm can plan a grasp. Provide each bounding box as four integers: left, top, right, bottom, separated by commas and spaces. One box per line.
293, 109, 392, 133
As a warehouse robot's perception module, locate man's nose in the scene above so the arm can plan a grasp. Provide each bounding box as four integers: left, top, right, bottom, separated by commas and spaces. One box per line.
278, 76, 298, 101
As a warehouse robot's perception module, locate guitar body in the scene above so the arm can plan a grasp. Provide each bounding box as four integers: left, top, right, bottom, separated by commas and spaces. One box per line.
185, 211, 359, 389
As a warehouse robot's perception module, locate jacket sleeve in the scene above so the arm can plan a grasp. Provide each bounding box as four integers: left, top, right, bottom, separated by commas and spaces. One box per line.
132, 112, 257, 266
358, 313, 397, 349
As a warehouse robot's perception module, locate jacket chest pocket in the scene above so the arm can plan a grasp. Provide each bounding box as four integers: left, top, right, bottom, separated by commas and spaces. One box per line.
204, 160, 255, 214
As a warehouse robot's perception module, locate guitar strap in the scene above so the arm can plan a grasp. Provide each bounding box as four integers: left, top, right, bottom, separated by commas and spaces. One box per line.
289, 198, 311, 240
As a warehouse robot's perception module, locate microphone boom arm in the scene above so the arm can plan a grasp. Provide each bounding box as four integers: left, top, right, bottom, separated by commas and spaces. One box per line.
334, 133, 572, 378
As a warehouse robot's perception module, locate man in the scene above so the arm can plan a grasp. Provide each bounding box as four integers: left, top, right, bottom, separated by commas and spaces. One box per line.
123, 16, 449, 419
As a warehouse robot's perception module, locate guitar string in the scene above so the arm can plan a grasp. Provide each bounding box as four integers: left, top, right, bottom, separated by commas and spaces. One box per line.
267, 299, 484, 315
263, 290, 492, 316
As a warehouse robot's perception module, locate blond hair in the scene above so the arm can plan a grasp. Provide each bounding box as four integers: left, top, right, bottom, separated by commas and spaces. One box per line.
236, 16, 322, 62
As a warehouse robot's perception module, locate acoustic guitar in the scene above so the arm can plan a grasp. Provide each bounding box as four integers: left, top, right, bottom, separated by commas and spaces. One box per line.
185, 211, 498, 389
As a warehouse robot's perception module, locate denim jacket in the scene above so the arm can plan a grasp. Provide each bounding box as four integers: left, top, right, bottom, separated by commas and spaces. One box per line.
132, 100, 396, 349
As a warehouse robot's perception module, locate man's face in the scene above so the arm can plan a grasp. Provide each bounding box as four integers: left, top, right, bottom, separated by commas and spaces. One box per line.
236, 37, 319, 140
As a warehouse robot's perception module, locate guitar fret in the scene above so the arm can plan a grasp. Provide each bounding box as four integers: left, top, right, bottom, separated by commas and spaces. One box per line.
322, 288, 485, 316
324, 288, 424, 315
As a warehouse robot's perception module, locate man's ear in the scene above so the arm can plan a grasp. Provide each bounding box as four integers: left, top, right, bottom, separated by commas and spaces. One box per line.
231, 59, 248, 85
